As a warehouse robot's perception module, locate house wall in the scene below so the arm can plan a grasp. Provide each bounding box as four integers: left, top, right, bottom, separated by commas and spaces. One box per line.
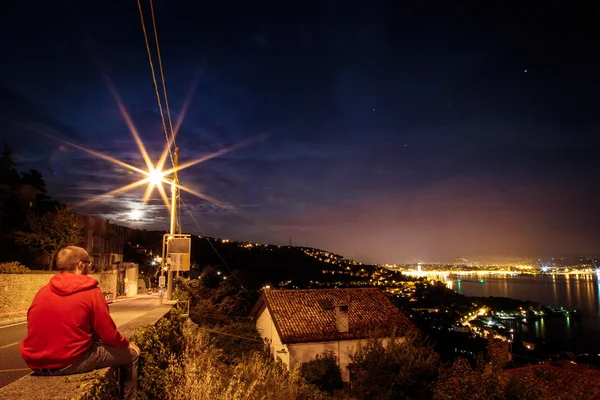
288, 340, 361, 382
124, 264, 139, 297
287, 337, 397, 382
255, 308, 289, 366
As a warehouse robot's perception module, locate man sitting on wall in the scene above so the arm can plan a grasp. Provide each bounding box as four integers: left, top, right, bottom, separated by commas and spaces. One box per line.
20, 246, 140, 400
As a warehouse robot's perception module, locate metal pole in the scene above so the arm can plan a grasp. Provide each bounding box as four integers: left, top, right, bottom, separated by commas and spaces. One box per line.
160, 233, 166, 305
166, 147, 179, 301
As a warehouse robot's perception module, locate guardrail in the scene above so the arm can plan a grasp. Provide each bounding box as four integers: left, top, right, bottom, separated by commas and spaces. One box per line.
176, 300, 190, 317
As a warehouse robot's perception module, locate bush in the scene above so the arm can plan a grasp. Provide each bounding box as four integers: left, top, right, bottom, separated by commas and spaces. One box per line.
300, 350, 343, 394
350, 330, 440, 400
130, 308, 186, 400
166, 326, 328, 400
434, 353, 508, 400
200, 321, 264, 365
189, 298, 226, 326
504, 368, 550, 400
173, 288, 190, 302
433, 339, 509, 400
0, 261, 30, 274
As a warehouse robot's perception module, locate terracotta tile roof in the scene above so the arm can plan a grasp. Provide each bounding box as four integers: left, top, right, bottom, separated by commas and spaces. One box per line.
252, 288, 412, 344
506, 361, 600, 399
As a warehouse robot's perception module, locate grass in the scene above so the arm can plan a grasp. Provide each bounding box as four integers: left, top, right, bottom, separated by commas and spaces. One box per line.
165, 325, 329, 400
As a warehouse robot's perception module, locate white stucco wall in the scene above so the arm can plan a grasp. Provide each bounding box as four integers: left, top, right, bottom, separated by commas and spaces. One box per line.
256, 307, 289, 366
288, 340, 362, 382
289, 337, 397, 382
124, 265, 139, 297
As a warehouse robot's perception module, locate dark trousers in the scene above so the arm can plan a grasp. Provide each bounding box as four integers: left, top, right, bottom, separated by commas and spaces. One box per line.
33, 343, 138, 400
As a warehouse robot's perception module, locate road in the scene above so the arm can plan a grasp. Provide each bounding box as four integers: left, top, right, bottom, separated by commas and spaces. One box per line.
0, 295, 161, 389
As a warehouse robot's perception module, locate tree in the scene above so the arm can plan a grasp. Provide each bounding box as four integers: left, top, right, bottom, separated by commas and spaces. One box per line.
300, 350, 343, 394
350, 330, 440, 400
433, 338, 509, 400
213, 279, 255, 317
200, 265, 222, 289
15, 206, 83, 270
20, 169, 47, 193
0, 144, 20, 187
202, 321, 263, 365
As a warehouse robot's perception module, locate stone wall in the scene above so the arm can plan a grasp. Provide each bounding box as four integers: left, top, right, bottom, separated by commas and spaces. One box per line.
0, 272, 117, 317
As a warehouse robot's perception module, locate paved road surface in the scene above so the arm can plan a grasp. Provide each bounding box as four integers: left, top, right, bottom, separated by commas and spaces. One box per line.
0, 295, 161, 389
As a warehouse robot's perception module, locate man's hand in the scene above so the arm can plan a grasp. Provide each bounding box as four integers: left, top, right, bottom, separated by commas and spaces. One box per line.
128, 342, 141, 356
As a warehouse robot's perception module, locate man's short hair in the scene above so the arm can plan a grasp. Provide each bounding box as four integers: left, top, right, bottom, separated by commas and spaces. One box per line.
56, 246, 88, 272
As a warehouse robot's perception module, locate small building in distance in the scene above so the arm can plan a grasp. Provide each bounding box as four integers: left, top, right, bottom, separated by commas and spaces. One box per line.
250, 288, 412, 383
79, 216, 127, 271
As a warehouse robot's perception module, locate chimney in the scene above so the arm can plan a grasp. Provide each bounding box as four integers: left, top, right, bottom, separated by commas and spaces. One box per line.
336, 305, 349, 333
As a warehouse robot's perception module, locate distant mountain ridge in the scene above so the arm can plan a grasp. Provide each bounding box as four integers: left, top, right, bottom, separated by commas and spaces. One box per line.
190, 236, 387, 289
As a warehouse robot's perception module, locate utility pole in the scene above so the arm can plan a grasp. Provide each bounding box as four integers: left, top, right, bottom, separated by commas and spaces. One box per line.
166, 147, 179, 301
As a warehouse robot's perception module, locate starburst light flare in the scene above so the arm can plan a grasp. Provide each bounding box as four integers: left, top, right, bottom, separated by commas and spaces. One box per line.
7, 79, 271, 215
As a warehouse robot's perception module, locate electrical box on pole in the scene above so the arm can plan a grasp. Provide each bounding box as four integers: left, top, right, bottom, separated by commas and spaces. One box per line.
166, 234, 191, 272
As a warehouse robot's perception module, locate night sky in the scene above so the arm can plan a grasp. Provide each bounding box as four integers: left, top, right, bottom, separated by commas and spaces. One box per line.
1, 1, 599, 264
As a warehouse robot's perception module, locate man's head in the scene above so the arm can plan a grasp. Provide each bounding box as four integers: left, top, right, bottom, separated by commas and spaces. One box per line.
56, 246, 92, 275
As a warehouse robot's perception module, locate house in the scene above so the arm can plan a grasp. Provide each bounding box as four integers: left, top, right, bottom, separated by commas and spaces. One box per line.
11, 184, 41, 213
79, 216, 127, 270
250, 288, 412, 383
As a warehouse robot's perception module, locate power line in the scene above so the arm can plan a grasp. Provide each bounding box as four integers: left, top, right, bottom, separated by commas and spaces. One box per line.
180, 197, 258, 302
192, 312, 253, 320
189, 321, 263, 343
202, 328, 263, 343
149, 0, 177, 148
136, 0, 174, 167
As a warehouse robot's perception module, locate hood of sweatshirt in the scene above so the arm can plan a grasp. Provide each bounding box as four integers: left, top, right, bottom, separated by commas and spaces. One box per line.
49, 273, 99, 296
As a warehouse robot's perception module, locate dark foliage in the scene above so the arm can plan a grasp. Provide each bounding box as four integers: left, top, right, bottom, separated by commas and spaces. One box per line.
189, 236, 384, 291
300, 350, 343, 394
203, 321, 264, 365
130, 308, 186, 400
0, 144, 20, 186
199, 265, 222, 289
20, 168, 46, 193
350, 331, 440, 400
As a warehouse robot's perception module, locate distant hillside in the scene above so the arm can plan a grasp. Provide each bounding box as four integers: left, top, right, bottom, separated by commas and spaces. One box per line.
189, 236, 403, 290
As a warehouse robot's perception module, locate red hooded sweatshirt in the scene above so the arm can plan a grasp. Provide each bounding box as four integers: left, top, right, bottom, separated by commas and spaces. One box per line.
20, 273, 129, 369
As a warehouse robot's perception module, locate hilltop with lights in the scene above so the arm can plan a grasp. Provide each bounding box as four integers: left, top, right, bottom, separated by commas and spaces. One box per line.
126, 229, 600, 292
377, 256, 600, 278
184, 236, 410, 290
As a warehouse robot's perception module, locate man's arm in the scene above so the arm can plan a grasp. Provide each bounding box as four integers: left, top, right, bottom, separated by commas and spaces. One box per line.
91, 289, 129, 348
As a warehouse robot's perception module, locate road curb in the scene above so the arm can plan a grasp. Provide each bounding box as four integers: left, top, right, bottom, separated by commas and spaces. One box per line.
0, 318, 27, 328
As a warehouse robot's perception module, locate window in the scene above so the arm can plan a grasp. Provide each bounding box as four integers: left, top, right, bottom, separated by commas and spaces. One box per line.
318, 299, 335, 310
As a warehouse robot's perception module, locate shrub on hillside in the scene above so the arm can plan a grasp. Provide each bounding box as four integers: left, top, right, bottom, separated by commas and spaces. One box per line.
199, 321, 264, 365
166, 326, 328, 400
189, 298, 226, 326
435, 337, 598, 400
0, 261, 29, 274
130, 308, 186, 400
434, 338, 509, 400
299, 350, 343, 394
350, 330, 440, 400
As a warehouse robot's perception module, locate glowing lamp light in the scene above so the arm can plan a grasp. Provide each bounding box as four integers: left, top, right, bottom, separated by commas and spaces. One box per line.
149, 169, 162, 186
